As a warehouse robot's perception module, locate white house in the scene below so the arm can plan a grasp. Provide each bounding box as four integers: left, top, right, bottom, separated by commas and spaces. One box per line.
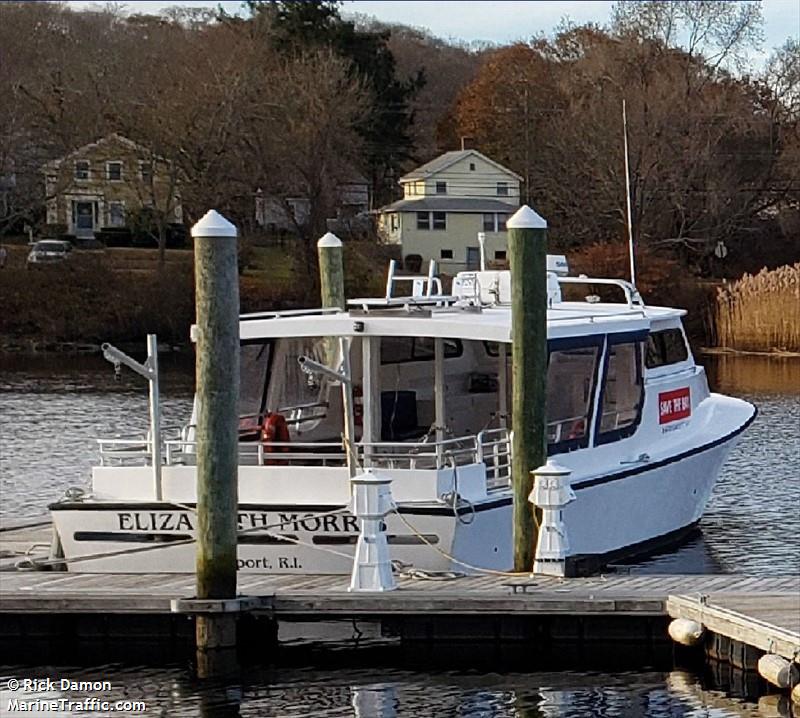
377, 149, 522, 271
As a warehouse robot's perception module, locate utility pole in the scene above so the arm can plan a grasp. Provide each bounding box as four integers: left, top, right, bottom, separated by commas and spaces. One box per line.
191, 209, 240, 677
507, 204, 548, 572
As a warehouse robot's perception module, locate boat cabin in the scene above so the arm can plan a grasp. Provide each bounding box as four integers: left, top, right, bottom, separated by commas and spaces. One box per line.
132, 259, 694, 496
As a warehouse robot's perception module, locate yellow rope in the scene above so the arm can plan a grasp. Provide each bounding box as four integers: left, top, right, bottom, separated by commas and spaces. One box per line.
391, 505, 539, 579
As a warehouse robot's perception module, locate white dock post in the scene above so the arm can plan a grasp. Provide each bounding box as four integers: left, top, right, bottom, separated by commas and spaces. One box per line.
349, 469, 396, 592
529, 460, 575, 577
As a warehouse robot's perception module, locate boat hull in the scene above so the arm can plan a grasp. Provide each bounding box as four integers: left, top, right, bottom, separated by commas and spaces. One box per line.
50, 412, 749, 575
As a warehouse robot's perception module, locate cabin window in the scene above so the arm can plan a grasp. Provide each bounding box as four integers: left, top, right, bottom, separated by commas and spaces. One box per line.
380, 337, 462, 364
546, 342, 601, 452
645, 328, 689, 368
239, 341, 273, 424
265, 337, 329, 415
416, 212, 430, 230
74, 161, 90, 180
435, 181, 447, 195
432, 211, 447, 230
596, 337, 645, 444
497, 182, 508, 196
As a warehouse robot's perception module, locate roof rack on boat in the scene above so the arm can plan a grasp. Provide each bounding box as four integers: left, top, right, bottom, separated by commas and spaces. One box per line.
557, 276, 644, 309
348, 259, 463, 312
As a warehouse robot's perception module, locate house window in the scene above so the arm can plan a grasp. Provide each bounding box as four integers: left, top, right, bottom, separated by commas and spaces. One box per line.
74, 161, 90, 180
108, 201, 125, 227
483, 213, 508, 232
495, 250, 506, 260
417, 212, 446, 231
497, 182, 508, 196
440, 249, 453, 260
389, 214, 399, 231
106, 161, 123, 181
139, 161, 152, 183
469, 162, 476, 171
435, 181, 447, 195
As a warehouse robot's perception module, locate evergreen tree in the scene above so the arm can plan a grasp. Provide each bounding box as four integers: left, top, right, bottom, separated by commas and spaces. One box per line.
247, 0, 424, 204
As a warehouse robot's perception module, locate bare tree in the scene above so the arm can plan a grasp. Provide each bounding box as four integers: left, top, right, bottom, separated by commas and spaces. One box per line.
238, 43, 370, 283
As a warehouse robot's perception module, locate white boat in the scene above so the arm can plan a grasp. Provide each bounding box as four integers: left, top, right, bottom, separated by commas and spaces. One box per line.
49, 256, 756, 575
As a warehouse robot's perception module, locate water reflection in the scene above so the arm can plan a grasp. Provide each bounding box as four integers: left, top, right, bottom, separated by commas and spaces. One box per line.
702, 354, 800, 395
0, 666, 783, 717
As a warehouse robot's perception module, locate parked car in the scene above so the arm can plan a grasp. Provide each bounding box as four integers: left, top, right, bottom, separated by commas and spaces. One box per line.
27, 239, 73, 266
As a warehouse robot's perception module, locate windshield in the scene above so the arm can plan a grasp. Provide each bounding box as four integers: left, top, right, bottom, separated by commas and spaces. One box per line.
36, 242, 68, 251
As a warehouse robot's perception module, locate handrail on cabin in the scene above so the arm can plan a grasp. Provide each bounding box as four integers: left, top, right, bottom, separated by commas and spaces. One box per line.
557, 276, 644, 309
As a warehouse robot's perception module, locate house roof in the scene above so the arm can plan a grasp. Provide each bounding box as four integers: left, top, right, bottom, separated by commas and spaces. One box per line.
42, 133, 158, 169
400, 150, 523, 183
378, 197, 520, 214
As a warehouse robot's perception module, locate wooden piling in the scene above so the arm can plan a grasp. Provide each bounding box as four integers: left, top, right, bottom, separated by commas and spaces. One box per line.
507, 205, 549, 572
317, 231, 356, 476
317, 232, 345, 310
191, 209, 241, 675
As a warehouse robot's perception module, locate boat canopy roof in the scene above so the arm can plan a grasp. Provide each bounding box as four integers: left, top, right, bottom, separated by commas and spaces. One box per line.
236, 302, 683, 343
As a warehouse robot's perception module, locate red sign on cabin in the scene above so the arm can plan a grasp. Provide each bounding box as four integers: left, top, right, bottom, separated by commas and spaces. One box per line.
658, 387, 691, 424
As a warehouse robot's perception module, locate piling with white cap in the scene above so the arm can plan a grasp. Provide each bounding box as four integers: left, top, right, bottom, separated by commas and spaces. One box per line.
508, 204, 549, 572
318, 232, 345, 310
529, 459, 575, 576
191, 209, 240, 676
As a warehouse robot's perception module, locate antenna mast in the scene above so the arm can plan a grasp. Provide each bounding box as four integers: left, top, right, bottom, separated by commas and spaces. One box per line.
622, 99, 636, 286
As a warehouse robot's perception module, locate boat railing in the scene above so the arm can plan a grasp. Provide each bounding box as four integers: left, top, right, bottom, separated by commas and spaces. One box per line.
97, 429, 515, 477
360, 434, 478, 470
557, 276, 644, 309
477, 427, 512, 490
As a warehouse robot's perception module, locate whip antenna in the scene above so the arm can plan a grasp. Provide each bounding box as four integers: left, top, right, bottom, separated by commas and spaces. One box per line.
622, 99, 636, 286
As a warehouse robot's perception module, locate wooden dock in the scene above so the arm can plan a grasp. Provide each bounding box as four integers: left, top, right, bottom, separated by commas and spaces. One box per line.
1, 522, 798, 674
668, 592, 800, 663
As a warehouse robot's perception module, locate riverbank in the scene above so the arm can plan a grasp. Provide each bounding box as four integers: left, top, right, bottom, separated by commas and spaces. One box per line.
0, 242, 392, 350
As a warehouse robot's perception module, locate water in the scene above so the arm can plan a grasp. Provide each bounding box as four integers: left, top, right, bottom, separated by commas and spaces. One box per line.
1, 353, 798, 717
0, 663, 792, 717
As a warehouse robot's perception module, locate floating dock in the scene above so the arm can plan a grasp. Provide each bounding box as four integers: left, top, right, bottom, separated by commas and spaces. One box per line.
1, 522, 798, 680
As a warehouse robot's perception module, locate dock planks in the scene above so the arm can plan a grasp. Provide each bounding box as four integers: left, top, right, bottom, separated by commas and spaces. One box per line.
667, 592, 800, 661
1, 571, 798, 619
2, 522, 798, 663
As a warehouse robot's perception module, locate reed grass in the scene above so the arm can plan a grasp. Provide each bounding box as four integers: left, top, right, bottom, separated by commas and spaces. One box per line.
713, 263, 800, 353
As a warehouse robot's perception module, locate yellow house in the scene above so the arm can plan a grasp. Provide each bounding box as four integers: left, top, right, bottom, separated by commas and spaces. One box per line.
43, 134, 183, 239
377, 149, 521, 272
